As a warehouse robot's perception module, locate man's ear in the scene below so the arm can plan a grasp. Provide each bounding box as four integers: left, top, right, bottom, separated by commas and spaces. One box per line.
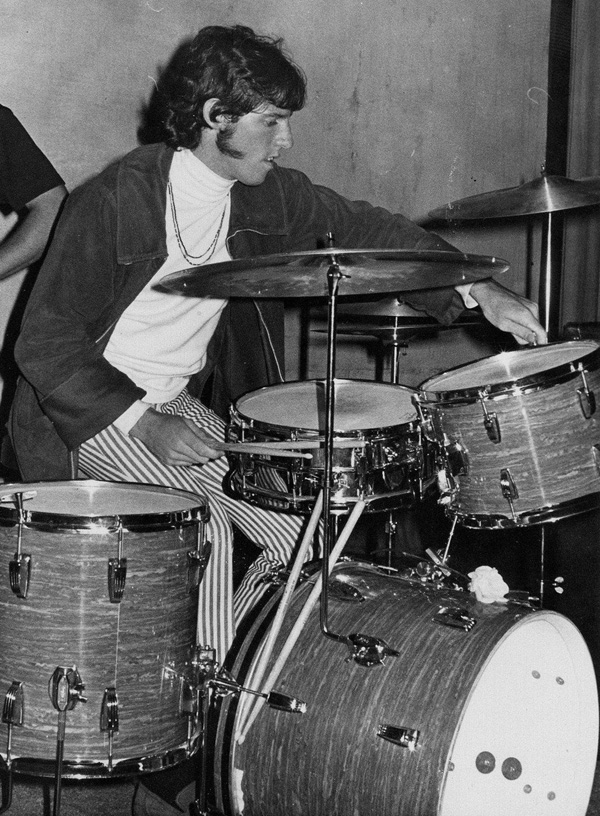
202, 98, 226, 130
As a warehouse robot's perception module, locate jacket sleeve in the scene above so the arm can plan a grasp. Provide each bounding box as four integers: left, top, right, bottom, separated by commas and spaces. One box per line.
14, 179, 146, 449
273, 167, 467, 324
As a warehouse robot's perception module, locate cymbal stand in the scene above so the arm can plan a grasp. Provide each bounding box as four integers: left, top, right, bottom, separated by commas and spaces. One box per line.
319, 238, 400, 667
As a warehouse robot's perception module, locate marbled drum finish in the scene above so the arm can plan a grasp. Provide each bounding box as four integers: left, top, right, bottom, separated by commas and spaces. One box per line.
0, 481, 206, 776
214, 562, 597, 816
419, 342, 600, 525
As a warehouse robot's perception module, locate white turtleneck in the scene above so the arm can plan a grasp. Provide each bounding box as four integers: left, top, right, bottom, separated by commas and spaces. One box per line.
105, 149, 235, 432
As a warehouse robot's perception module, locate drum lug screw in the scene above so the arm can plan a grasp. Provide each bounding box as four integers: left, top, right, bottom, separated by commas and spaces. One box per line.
377, 724, 420, 751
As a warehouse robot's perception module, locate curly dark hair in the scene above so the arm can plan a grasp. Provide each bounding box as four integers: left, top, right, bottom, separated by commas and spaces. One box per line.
160, 25, 307, 150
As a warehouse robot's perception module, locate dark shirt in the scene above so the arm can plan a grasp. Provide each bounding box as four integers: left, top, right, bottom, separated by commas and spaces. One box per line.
0, 104, 64, 212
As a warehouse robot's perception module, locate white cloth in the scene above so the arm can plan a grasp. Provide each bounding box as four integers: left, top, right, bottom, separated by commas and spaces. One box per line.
106, 149, 234, 432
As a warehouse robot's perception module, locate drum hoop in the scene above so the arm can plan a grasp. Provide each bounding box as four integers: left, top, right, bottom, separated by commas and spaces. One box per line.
232, 378, 418, 436
0, 480, 208, 533
447, 490, 600, 529
419, 343, 600, 405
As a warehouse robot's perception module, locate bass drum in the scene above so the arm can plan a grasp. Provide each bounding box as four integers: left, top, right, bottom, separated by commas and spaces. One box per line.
214, 562, 598, 816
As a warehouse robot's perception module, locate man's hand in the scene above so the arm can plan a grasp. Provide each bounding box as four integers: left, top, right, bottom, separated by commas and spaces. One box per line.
469, 279, 548, 345
130, 408, 224, 466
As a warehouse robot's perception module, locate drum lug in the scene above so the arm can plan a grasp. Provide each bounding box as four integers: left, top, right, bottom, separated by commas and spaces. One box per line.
577, 368, 596, 418
346, 633, 400, 667
9, 491, 33, 598
433, 605, 476, 631
107, 557, 127, 603
500, 468, 519, 519
108, 523, 127, 603
2, 680, 24, 770
9, 553, 31, 599
593, 444, 600, 476
100, 687, 119, 772
478, 393, 501, 443
377, 723, 420, 751
187, 509, 212, 593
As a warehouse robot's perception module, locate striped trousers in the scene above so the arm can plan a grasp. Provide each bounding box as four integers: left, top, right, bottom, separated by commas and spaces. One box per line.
78, 389, 313, 662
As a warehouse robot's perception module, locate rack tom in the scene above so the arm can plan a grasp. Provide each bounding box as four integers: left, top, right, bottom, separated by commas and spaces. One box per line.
417, 341, 600, 527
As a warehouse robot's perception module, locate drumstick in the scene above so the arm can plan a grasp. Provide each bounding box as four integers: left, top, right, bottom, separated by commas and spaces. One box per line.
225, 438, 366, 450
217, 442, 312, 459
236, 490, 324, 735
235, 498, 367, 745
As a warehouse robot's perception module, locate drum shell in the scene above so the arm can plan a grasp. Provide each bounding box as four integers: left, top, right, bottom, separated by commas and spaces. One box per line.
0, 481, 208, 777
419, 342, 600, 526
226, 380, 435, 514
213, 562, 598, 816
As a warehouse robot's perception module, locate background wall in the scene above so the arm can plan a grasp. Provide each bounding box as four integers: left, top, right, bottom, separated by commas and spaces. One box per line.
0, 0, 551, 404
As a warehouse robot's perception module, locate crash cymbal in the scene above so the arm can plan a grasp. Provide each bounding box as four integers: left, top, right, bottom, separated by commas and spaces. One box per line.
428, 172, 600, 221
335, 298, 431, 318
160, 248, 507, 298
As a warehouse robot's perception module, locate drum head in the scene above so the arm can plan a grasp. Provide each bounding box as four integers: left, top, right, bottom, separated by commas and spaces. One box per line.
421, 340, 599, 397
235, 379, 417, 432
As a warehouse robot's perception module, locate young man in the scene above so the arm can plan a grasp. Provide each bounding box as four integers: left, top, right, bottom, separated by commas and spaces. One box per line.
8, 24, 546, 815
10, 24, 545, 650
0, 104, 67, 279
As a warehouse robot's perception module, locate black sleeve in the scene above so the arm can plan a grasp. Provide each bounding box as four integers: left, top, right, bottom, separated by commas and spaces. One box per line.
0, 105, 64, 212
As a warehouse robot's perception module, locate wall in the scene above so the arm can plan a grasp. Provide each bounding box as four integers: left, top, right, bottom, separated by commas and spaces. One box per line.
0, 0, 550, 404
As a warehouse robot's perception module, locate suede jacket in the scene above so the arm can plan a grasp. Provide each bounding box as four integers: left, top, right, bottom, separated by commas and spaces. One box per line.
10, 142, 465, 479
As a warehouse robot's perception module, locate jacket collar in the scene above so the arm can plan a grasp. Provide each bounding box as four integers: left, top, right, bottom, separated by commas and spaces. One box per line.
115, 144, 288, 265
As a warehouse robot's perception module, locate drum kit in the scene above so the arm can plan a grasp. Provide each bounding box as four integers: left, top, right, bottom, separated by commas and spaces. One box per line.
1, 174, 600, 816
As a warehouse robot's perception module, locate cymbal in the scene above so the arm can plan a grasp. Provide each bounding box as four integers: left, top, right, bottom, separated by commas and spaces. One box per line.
428, 173, 600, 221
160, 248, 507, 298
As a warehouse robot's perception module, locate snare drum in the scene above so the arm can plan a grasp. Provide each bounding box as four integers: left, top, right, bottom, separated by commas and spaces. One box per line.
0, 480, 210, 777
418, 341, 600, 527
214, 561, 598, 816
225, 379, 434, 513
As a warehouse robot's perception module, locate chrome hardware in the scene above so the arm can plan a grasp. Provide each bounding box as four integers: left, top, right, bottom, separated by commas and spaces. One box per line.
9, 492, 32, 599
346, 633, 400, 667
49, 666, 87, 712
479, 393, 501, 443
446, 440, 468, 476
434, 605, 476, 631
100, 687, 119, 772
211, 671, 306, 714
500, 468, 519, 519
327, 576, 365, 602
593, 444, 600, 476
107, 523, 127, 603
187, 514, 212, 593
378, 724, 420, 751
577, 368, 596, 419
2, 681, 24, 769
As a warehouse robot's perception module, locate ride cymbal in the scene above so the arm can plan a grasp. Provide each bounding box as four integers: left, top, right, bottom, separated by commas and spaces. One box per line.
428, 172, 600, 221
159, 248, 508, 298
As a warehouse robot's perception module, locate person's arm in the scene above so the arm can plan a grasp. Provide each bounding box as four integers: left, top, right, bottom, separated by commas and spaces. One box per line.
0, 183, 67, 280
468, 278, 547, 345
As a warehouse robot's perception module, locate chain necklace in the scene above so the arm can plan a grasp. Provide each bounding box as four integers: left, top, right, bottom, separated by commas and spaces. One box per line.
167, 180, 227, 265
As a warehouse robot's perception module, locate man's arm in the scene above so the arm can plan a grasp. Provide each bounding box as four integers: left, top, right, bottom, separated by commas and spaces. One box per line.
469, 279, 547, 345
0, 184, 67, 280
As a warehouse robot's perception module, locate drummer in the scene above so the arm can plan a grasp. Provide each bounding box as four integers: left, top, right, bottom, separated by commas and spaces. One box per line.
8, 25, 545, 658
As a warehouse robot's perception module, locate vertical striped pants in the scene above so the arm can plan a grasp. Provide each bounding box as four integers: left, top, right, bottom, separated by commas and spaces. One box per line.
78, 389, 313, 662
